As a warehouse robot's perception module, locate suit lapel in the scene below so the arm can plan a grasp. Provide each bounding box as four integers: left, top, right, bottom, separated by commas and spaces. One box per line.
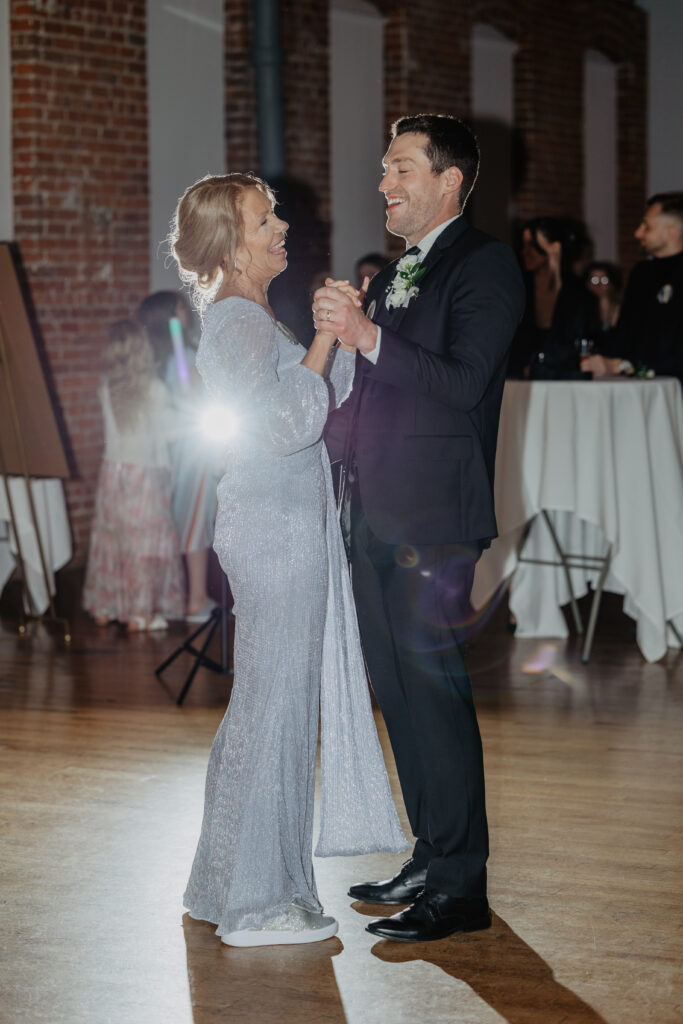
366, 217, 471, 334
342, 218, 473, 482
366, 262, 397, 320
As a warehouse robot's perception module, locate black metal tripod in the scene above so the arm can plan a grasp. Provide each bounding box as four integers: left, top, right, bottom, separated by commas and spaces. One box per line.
155, 574, 233, 706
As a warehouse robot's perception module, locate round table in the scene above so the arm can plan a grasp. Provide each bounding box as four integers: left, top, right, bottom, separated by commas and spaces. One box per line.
472, 377, 683, 662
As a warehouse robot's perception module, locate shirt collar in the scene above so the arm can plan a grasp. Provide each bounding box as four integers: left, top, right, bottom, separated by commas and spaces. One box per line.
414, 214, 461, 257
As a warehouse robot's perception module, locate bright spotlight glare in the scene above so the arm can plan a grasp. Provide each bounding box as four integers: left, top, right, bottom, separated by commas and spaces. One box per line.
201, 404, 238, 442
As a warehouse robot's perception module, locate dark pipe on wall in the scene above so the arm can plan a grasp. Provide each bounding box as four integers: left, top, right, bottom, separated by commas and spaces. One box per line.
253, 0, 286, 180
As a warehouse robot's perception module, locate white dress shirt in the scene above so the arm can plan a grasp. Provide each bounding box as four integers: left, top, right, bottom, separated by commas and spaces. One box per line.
363, 215, 461, 364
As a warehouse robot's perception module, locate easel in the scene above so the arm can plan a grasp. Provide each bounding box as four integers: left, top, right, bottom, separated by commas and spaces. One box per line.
0, 243, 71, 641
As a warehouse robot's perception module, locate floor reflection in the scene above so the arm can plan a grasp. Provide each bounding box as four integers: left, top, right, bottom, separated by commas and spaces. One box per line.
371, 912, 608, 1023
183, 913, 347, 1024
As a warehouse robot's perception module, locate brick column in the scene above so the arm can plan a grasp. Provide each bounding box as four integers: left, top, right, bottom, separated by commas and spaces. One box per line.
11, 0, 149, 562
225, 0, 259, 170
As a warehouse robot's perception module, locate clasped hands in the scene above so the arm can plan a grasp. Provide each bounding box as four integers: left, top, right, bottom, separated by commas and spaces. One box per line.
312, 276, 379, 355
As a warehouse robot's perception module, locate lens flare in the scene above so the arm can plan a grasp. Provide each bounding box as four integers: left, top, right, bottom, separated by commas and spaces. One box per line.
169, 316, 190, 390
521, 643, 558, 674
412, 545, 487, 636
395, 545, 420, 569
549, 663, 580, 686
201, 404, 238, 442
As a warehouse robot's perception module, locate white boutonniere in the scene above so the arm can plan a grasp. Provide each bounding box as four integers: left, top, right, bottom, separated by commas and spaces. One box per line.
385, 252, 427, 310
657, 283, 673, 304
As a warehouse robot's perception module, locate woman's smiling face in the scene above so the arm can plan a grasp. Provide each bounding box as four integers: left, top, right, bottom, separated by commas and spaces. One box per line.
235, 187, 289, 286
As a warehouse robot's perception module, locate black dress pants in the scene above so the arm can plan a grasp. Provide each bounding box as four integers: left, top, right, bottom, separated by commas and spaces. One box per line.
350, 493, 489, 898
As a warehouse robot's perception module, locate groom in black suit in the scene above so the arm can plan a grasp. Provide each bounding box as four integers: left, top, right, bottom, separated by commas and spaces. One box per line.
315, 114, 524, 942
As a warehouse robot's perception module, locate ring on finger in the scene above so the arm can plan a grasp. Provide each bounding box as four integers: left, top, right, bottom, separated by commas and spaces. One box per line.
326, 309, 332, 321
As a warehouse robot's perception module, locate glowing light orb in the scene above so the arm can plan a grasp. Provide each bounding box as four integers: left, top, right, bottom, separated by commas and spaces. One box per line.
200, 404, 238, 442
395, 545, 420, 569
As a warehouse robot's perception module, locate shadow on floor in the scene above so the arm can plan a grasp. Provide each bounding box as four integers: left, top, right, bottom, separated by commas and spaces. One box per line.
371, 912, 608, 1023
183, 913, 347, 1023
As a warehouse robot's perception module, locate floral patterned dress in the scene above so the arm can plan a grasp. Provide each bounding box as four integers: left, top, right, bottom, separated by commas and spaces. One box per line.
82, 378, 183, 622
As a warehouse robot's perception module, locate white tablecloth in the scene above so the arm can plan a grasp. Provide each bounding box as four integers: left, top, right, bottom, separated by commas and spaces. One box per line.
0, 477, 72, 614
472, 378, 683, 662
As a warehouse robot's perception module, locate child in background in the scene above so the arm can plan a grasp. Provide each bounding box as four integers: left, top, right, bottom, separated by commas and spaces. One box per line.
138, 291, 218, 622
82, 319, 183, 630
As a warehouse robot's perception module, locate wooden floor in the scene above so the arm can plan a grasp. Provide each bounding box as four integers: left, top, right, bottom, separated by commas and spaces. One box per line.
1, 581, 682, 1024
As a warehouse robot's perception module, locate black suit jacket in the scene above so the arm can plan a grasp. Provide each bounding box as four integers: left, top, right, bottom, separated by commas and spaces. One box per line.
327, 216, 525, 546
615, 252, 683, 383
508, 273, 599, 376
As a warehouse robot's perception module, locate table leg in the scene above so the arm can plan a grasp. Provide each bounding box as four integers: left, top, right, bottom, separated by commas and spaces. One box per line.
581, 544, 613, 664
541, 510, 584, 635
667, 619, 683, 647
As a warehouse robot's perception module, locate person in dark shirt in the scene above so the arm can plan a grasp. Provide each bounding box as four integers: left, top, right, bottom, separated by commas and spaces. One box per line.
582, 193, 683, 383
508, 217, 597, 377
584, 260, 623, 357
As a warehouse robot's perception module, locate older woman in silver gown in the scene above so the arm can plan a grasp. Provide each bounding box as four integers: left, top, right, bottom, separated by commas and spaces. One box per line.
170, 173, 407, 948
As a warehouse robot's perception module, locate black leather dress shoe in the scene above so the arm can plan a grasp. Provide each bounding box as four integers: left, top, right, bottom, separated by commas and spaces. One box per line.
366, 891, 491, 942
348, 858, 428, 905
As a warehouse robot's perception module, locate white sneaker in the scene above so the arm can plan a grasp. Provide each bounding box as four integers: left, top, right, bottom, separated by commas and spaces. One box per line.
221, 904, 338, 947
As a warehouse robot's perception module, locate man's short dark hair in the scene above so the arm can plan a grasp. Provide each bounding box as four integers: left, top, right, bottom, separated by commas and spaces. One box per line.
391, 113, 480, 208
647, 192, 683, 224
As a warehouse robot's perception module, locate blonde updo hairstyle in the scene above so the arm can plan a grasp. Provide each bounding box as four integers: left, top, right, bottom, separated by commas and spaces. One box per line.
103, 318, 154, 431
170, 172, 276, 312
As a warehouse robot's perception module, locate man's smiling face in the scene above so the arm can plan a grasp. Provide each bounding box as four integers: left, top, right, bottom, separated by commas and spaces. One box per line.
379, 132, 457, 247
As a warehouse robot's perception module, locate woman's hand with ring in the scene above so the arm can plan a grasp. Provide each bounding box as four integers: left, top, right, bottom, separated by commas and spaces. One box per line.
313, 283, 377, 354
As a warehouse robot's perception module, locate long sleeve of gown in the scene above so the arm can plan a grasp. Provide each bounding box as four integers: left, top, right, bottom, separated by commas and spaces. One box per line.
196, 298, 330, 457
326, 346, 356, 409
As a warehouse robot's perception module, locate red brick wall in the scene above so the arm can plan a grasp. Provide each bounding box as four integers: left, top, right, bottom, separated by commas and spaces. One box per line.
374, 0, 647, 267
224, 0, 258, 170
224, 0, 333, 228
11, 0, 148, 562
9, 0, 646, 564
281, 0, 331, 228
221, 1, 646, 266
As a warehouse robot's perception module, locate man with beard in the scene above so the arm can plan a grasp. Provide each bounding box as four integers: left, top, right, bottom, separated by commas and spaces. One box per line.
314, 114, 524, 942
583, 193, 683, 384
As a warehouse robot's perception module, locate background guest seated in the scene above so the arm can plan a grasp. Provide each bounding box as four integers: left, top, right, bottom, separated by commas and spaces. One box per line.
354, 251, 389, 289
508, 217, 598, 377
582, 193, 683, 385
584, 260, 623, 357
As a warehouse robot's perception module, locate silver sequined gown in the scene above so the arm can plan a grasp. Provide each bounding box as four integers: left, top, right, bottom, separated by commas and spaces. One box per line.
184, 298, 407, 937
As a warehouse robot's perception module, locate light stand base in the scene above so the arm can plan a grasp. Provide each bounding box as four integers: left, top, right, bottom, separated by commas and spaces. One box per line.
156, 577, 233, 706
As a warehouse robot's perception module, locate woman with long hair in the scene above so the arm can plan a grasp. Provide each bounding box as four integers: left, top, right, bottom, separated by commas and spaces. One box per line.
509, 217, 598, 376
584, 260, 623, 356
